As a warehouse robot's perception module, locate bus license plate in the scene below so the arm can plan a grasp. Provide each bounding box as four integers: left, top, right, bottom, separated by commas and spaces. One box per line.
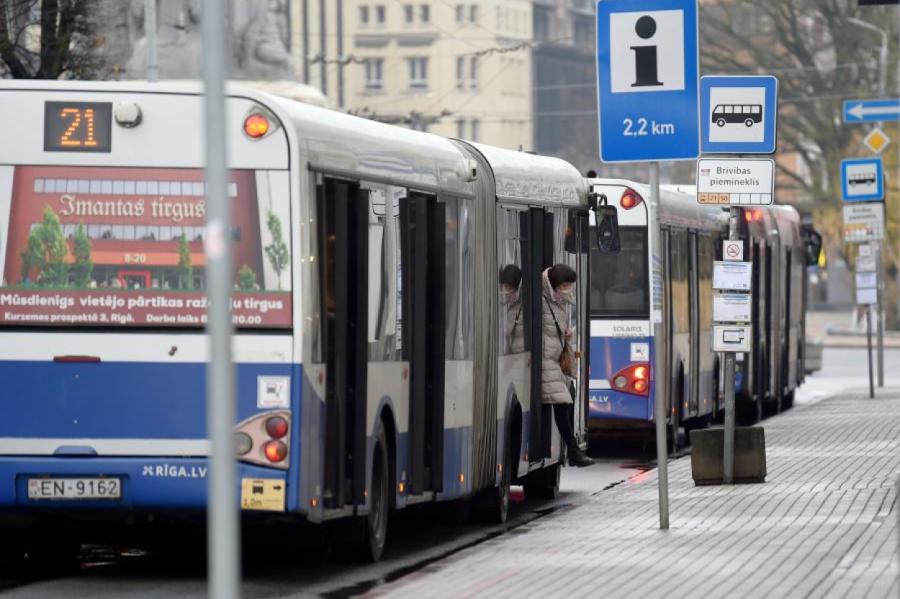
27, 478, 121, 500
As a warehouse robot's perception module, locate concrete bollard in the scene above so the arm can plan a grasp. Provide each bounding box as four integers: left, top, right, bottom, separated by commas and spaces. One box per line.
690, 426, 766, 485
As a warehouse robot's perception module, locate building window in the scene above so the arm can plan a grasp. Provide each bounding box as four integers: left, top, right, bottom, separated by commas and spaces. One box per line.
470, 118, 479, 141
375, 5, 386, 23
365, 58, 384, 90
469, 4, 478, 23
456, 56, 465, 90
407, 57, 428, 89
470, 56, 478, 91
574, 16, 593, 50
359, 5, 369, 25
534, 6, 550, 41
456, 119, 465, 139
404, 4, 414, 23
456, 4, 464, 23
420, 4, 430, 22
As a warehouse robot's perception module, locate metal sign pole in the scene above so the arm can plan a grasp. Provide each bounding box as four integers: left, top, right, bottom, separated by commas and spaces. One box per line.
144, 0, 158, 82
722, 207, 739, 485
202, 1, 241, 598
876, 244, 884, 387
867, 306, 875, 399
650, 161, 669, 531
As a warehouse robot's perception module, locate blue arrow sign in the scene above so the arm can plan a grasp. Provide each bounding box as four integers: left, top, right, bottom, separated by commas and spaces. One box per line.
841, 157, 884, 202
843, 99, 900, 123
701, 75, 778, 154
596, 0, 699, 163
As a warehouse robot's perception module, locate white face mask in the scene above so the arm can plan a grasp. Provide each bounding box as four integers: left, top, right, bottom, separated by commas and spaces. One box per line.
555, 286, 575, 305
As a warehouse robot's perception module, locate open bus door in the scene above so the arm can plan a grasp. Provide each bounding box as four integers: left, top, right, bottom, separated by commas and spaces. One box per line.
318, 178, 369, 508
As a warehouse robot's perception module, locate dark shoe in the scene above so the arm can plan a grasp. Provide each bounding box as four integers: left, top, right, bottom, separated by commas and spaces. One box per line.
567, 447, 594, 468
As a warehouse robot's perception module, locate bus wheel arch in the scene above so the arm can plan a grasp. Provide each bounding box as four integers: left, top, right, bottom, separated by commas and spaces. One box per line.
378, 405, 398, 510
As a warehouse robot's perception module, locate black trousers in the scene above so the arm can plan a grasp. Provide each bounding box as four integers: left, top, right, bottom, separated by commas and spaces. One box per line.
553, 403, 578, 450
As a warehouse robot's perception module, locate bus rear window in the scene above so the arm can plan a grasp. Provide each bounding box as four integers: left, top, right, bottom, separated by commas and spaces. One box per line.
0, 166, 291, 329
590, 226, 649, 319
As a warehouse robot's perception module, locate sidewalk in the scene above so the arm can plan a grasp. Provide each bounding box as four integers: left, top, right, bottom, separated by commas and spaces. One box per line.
370, 388, 900, 599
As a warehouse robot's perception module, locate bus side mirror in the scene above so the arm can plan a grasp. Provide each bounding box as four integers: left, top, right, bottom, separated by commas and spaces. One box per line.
595, 205, 620, 253
801, 225, 822, 267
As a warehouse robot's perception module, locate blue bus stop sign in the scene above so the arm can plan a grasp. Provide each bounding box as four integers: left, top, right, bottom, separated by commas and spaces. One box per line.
596, 0, 699, 163
701, 75, 778, 154
841, 157, 884, 202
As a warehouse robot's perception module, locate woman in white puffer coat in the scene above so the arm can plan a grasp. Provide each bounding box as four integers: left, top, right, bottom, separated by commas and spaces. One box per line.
541, 264, 594, 467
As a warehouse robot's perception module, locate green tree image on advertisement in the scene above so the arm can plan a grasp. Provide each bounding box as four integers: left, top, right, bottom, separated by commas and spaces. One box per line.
238, 264, 259, 290
264, 211, 289, 290
71, 223, 93, 288
177, 234, 193, 290
20, 206, 68, 287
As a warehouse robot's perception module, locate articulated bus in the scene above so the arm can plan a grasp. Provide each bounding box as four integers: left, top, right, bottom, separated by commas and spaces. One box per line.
586, 180, 728, 446
735, 205, 818, 422
0, 81, 601, 561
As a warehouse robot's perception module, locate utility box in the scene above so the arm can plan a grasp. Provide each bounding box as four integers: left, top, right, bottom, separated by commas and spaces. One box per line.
690, 426, 766, 485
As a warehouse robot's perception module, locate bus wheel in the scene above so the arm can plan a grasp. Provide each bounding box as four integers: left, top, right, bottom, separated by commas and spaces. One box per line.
781, 390, 794, 411
744, 118, 754, 127
363, 426, 390, 562
523, 462, 560, 501
716, 118, 726, 127
481, 442, 512, 523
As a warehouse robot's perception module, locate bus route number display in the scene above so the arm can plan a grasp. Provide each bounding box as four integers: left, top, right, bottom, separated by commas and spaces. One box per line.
44, 101, 112, 153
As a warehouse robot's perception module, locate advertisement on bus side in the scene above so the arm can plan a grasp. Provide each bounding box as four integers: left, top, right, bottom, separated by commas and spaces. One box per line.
0, 166, 292, 328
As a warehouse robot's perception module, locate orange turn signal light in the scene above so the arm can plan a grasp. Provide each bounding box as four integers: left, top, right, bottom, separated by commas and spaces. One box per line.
243, 113, 270, 139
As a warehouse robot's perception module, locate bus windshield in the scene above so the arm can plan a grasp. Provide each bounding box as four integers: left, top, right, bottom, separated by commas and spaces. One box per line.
590, 226, 649, 319
0, 165, 292, 329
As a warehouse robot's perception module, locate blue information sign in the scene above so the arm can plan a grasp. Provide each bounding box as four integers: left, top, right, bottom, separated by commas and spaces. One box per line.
596, 0, 699, 163
841, 157, 884, 202
700, 76, 778, 154
843, 99, 900, 124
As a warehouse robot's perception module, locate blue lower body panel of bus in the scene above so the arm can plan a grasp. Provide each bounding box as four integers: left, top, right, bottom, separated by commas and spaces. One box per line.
588, 335, 655, 426
0, 360, 301, 512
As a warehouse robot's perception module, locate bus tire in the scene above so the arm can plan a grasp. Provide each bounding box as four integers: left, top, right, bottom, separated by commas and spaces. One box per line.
480, 441, 512, 524
362, 425, 390, 562
716, 118, 726, 127
744, 118, 754, 127
781, 390, 794, 411
523, 462, 560, 501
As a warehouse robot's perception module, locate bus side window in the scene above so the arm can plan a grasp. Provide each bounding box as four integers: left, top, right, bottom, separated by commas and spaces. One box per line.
363, 182, 403, 361
497, 206, 526, 355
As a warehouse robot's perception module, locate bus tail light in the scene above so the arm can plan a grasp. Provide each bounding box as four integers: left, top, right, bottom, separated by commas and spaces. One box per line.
609, 363, 650, 396
265, 416, 289, 439
264, 440, 288, 463
233, 410, 290, 469
243, 113, 270, 138
620, 188, 643, 210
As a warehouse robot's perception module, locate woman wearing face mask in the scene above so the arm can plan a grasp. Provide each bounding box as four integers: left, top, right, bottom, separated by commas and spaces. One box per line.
499, 264, 525, 354
542, 263, 594, 467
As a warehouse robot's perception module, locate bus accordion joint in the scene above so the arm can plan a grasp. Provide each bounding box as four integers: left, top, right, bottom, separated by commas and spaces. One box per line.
609, 363, 650, 396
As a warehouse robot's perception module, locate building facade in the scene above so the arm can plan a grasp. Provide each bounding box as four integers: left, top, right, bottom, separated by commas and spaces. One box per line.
293, 0, 533, 150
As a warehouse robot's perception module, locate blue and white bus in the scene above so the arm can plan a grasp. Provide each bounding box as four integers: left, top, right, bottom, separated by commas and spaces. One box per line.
0, 81, 605, 561
585, 179, 728, 447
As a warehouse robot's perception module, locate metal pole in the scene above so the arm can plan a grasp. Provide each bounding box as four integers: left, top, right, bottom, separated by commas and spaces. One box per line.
867, 307, 874, 399
202, 1, 240, 598
723, 207, 740, 485
144, 0, 158, 82
876, 245, 884, 387
650, 162, 669, 530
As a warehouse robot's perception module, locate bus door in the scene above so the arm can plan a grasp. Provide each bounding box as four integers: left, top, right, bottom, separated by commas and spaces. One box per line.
688, 232, 700, 416
521, 207, 554, 461
318, 178, 369, 508
567, 210, 590, 446
401, 192, 446, 494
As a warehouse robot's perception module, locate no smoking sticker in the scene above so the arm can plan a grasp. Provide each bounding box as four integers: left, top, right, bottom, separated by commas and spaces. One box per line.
723, 240, 743, 261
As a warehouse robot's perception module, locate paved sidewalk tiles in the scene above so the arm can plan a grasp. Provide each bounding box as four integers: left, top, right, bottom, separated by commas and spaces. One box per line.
369, 389, 900, 599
